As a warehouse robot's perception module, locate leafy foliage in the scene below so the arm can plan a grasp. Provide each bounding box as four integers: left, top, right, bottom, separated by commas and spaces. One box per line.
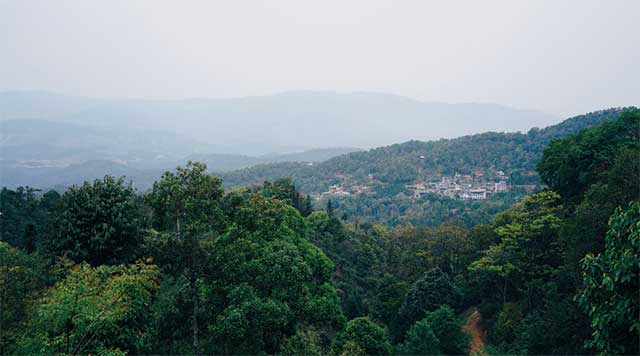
45, 176, 143, 265
422, 305, 470, 355
331, 317, 392, 356
15, 260, 159, 356
398, 305, 469, 355
210, 195, 345, 354
463, 109, 639, 354
263, 177, 313, 217
538, 108, 639, 205
396, 318, 441, 355
0, 187, 59, 250
469, 191, 563, 305
578, 202, 640, 355
148, 161, 225, 236
1, 108, 637, 356
0, 243, 50, 354
396, 268, 462, 340
278, 327, 324, 356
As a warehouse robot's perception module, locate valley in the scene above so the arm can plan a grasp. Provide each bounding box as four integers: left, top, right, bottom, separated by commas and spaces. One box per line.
3, 3, 638, 354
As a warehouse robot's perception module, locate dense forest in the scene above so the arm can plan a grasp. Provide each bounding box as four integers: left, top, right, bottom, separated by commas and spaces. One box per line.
1, 108, 639, 355
220, 108, 633, 227
220, 108, 629, 191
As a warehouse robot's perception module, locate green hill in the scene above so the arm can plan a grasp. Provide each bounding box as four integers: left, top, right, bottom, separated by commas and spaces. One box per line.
220, 108, 631, 192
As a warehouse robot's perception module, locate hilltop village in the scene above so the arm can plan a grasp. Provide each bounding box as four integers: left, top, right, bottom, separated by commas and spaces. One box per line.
405, 174, 508, 200
315, 170, 510, 201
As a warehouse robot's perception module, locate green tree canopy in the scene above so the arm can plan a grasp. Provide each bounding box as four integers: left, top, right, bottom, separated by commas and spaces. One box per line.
146, 161, 227, 356
148, 161, 225, 237
45, 176, 142, 265
16, 260, 159, 356
0, 187, 60, 251
0, 242, 50, 354
537, 108, 639, 204
422, 305, 470, 355
578, 202, 640, 355
396, 318, 441, 356
278, 327, 324, 356
396, 305, 470, 355
469, 191, 563, 305
210, 194, 345, 354
396, 268, 461, 340
331, 317, 392, 356
263, 177, 313, 217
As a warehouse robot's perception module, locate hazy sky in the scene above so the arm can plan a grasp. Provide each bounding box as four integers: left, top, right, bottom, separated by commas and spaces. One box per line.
1, 0, 638, 117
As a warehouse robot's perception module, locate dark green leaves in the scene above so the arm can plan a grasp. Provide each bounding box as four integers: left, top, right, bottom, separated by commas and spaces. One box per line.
578, 202, 640, 355
331, 317, 392, 356
46, 176, 142, 265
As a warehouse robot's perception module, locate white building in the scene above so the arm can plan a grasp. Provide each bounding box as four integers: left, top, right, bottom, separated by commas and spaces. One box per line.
494, 180, 508, 192
460, 189, 487, 200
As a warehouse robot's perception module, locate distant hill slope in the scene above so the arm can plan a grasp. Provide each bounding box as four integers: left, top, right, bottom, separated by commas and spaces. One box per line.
0, 91, 560, 152
0, 108, 628, 191
0, 144, 359, 189
185, 148, 361, 172
0, 160, 144, 190
0, 117, 359, 163
218, 108, 633, 192
0, 118, 216, 165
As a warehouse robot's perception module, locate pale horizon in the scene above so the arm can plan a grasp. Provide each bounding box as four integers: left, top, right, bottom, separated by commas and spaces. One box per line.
2, 0, 639, 118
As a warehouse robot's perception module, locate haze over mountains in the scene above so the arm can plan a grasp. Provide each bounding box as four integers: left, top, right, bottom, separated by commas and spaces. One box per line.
1, 91, 560, 151
1, 152, 364, 191
1, 90, 564, 189
218, 108, 629, 191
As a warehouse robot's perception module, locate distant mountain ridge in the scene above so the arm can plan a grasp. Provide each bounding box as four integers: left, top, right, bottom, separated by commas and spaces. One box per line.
0, 117, 360, 166
217, 108, 633, 192
184, 148, 361, 172
1, 91, 560, 152
0, 108, 629, 191
0, 144, 360, 189
0, 118, 213, 165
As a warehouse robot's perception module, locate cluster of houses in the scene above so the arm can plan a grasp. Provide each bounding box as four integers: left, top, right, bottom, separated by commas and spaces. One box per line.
317, 184, 372, 198
406, 175, 509, 201
313, 170, 510, 201
323, 185, 351, 197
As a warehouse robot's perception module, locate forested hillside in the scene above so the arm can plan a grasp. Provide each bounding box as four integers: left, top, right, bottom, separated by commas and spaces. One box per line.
220, 108, 632, 226
0, 116, 359, 189
221, 108, 629, 191
1, 108, 638, 355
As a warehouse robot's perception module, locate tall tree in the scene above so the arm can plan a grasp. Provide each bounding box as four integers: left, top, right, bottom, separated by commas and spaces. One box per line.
45, 176, 142, 265
537, 108, 640, 205
147, 161, 225, 356
331, 317, 392, 356
395, 268, 461, 341
210, 195, 345, 354
420, 223, 472, 276
421, 305, 470, 355
263, 178, 314, 216
0, 187, 59, 250
469, 191, 563, 307
0, 242, 49, 355
398, 305, 469, 355
15, 260, 159, 356
396, 318, 441, 356
578, 202, 640, 355
148, 161, 225, 237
